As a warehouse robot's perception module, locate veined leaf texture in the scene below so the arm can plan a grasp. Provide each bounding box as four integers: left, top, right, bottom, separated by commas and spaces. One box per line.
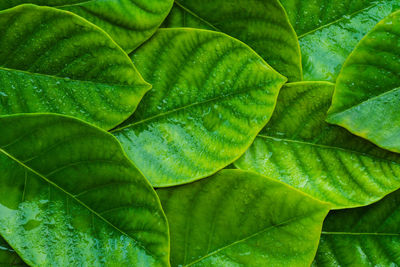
0, 1, 400, 266
113, 28, 286, 187
0, 5, 150, 130
0, 114, 169, 266
0, 0, 174, 52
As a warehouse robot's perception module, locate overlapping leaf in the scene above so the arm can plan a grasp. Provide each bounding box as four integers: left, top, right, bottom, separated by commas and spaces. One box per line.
327, 10, 400, 153
0, 1, 174, 52
0, 5, 150, 130
2, 2, 399, 266
162, 0, 302, 81
235, 82, 400, 208
157, 169, 330, 267
313, 189, 400, 266
0, 114, 169, 266
112, 28, 287, 187
0, 237, 25, 266
280, 0, 400, 81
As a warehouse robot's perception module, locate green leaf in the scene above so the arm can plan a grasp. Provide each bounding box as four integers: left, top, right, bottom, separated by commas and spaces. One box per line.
112, 28, 287, 187
0, 1, 174, 52
0, 237, 26, 266
327, 10, 400, 153
0, 114, 169, 266
162, 4, 214, 30
157, 169, 330, 267
313, 189, 400, 266
235, 81, 400, 208
161, 0, 302, 81
280, 0, 400, 81
0, 4, 150, 130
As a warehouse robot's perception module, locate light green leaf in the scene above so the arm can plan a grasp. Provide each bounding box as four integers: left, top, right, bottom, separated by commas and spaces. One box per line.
0, 5, 150, 130
161, 0, 302, 81
327, 10, 400, 153
280, 0, 400, 81
0, 114, 169, 266
313, 189, 400, 266
112, 28, 287, 187
157, 169, 330, 267
0, 0, 174, 52
235, 82, 400, 208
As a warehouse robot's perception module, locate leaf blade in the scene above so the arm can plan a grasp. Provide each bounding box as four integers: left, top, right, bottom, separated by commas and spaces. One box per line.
0, 0, 174, 52
112, 28, 287, 187
157, 169, 330, 267
280, 0, 400, 81
313, 189, 400, 266
162, 0, 302, 81
235, 82, 400, 208
0, 114, 169, 266
0, 4, 150, 130
327, 10, 400, 153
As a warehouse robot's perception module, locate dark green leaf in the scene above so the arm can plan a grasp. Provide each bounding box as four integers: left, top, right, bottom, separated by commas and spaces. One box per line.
0, 0, 174, 52
0, 5, 150, 130
0, 237, 26, 266
280, 0, 400, 81
314, 189, 400, 266
112, 28, 287, 187
0, 114, 169, 266
162, 0, 302, 81
327, 10, 400, 153
157, 169, 330, 267
235, 82, 400, 208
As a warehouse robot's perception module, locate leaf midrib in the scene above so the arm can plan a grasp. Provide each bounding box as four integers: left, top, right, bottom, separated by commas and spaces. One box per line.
327, 86, 400, 122
0, 66, 142, 89
322, 231, 400, 236
184, 212, 319, 266
298, 2, 379, 39
54, 0, 98, 8
257, 135, 400, 165
174, 1, 221, 31
112, 79, 283, 133
0, 147, 157, 260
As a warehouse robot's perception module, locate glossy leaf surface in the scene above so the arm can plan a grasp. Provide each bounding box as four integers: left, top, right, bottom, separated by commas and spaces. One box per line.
112, 28, 287, 187
313, 189, 400, 266
280, 0, 400, 81
0, 5, 150, 130
0, 0, 174, 52
328, 11, 400, 153
0, 114, 169, 266
235, 82, 400, 208
162, 0, 302, 81
157, 169, 330, 267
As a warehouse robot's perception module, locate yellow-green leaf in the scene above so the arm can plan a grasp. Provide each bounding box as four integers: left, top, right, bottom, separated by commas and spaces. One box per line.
280, 0, 400, 81
0, 5, 150, 130
157, 169, 330, 267
235, 82, 400, 208
112, 28, 287, 187
328, 10, 400, 153
162, 0, 302, 81
0, 114, 169, 266
0, 0, 174, 52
